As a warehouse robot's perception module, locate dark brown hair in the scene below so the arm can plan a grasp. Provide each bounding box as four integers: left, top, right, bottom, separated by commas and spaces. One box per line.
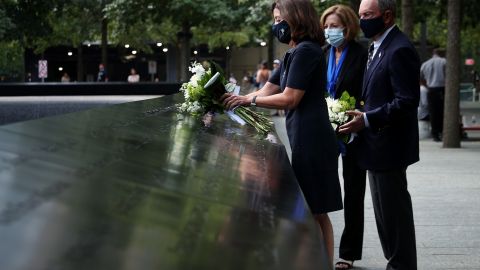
271, 2, 277, 13
276, 0, 325, 45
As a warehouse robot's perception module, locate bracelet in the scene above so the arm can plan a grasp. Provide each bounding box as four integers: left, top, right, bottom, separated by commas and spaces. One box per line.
251, 96, 257, 107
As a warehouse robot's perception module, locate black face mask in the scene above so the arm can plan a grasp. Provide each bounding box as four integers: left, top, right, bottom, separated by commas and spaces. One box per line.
360, 15, 385, 38
272, 20, 291, 44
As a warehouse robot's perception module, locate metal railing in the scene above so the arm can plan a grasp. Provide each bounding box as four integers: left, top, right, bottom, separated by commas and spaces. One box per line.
460, 83, 478, 102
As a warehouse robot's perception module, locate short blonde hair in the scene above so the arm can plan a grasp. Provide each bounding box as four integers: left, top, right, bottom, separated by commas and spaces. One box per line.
320, 4, 360, 41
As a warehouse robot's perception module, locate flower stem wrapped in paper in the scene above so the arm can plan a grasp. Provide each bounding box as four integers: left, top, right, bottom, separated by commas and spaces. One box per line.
179, 61, 273, 135
326, 91, 356, 143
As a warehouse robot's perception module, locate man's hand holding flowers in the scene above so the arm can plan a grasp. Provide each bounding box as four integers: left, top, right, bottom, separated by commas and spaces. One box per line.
338, 110, 366, 134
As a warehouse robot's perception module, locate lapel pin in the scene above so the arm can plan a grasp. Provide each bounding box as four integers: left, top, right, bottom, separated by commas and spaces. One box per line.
379, 52, 382, 58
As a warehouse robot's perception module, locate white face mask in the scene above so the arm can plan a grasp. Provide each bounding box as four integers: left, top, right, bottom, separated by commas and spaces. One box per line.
324, 28, 345, 48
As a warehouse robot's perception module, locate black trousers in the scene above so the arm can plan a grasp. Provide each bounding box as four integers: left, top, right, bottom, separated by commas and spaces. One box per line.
427, 87, 444, 138
369, 169, 417, 270
339, 145, 367, 261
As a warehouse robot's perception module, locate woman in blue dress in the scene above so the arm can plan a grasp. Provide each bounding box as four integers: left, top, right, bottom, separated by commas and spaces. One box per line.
222, 0, 342, 264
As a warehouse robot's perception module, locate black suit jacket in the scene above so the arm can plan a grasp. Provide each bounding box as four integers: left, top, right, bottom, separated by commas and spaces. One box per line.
323, 40, 368, 103
357, 26, 420, 170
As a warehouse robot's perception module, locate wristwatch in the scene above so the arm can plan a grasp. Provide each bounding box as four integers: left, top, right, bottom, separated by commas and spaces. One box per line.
251, 96, 257, 107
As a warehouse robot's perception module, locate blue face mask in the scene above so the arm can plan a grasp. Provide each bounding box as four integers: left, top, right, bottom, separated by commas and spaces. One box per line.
272, 20, 291, 44
360, 15, 385, 38
324, 28, 345, 48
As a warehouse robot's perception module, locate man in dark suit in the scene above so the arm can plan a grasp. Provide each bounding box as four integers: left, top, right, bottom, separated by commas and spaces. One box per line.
339, 0, 419, 269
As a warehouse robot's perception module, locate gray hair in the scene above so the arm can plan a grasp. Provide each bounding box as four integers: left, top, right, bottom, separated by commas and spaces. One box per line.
378, 0, 396, 17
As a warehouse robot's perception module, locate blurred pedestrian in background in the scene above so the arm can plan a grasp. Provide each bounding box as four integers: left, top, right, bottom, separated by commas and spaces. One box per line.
127, 68, 140, 83
420, 48, 446, 142
255, 61, 271, 89
271, 59, 285, 116
272, 59, 281, 72
229, 73, 237, 84
61, 72, 70, 82
97, 63, 108, 82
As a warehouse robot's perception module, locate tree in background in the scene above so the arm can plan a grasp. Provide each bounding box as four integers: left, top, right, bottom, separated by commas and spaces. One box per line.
4, 0, 55, 48
0, 1, 22, 81
401, 0, 414, 38
105, 0, 178, 53
0, 4, 14, 40
38, 0, 102, 81
164, 0, 253, 81
1, 0, 109, 81
106, 0, 254, 82
244, 0, 359, 69
1, 0, 480, 85
443, 0, 461, 148
0, 0, 56, 80
100, 0, 109, 72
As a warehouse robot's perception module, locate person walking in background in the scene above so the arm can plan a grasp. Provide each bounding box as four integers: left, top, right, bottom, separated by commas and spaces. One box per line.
472, 69, 480, 91
252, 66, 260, 89
222, 0, 342, 265
418, 83, 429, 121
228, 73, 237, 84
271, 59, 285, 116
255, 61, 271, 89
26, 72, 33, 82
418, 82, 431, 139
420, 48, 446, 142
127, 68, 140, 83
61, 72, 70, 83
320, 4, 368, 269
339, 0, 420, 269
97, 63, 108, 82
240, 71, 255, 94
272, 59, 281, 72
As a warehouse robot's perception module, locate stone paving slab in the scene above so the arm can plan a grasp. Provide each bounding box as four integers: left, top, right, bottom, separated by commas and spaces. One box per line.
333, 140, 480, 270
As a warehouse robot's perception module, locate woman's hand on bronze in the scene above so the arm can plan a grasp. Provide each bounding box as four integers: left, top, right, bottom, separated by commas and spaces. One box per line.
221, 93, 251, 110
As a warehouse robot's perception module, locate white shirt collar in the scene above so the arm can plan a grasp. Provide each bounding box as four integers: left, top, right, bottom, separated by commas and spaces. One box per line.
372, 25, 396, 52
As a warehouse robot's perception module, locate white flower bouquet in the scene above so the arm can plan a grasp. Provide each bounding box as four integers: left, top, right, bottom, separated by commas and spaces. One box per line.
179, 61, 273, 135
326, 91, 356, 143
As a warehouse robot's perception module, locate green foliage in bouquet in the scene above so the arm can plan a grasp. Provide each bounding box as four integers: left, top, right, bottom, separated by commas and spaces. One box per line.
338, 91, 356, 111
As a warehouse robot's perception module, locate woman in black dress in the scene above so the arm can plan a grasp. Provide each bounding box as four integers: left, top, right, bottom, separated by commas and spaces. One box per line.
222, 0, 342, 264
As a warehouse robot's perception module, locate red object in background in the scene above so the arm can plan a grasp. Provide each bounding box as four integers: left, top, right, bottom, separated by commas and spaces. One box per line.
465, 58, 475, 66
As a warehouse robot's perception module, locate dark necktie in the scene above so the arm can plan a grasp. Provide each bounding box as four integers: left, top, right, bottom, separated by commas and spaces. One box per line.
367, 44, 374, 69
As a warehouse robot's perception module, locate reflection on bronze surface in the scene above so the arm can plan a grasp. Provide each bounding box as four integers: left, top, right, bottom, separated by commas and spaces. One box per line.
0, 94, 329, 270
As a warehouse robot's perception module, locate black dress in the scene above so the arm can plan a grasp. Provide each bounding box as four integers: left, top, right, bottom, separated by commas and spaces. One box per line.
269, 40, 342, 214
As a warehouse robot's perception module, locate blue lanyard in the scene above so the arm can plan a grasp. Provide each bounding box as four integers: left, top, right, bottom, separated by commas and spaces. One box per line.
327, 45, 349, 97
